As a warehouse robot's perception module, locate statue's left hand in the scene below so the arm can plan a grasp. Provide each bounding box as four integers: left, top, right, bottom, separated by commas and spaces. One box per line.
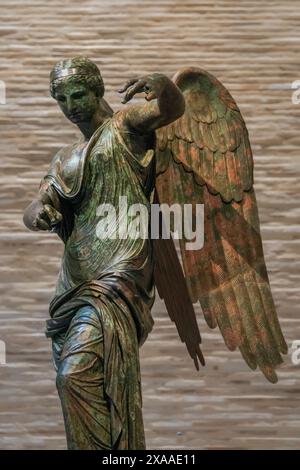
118, 73, 169, 104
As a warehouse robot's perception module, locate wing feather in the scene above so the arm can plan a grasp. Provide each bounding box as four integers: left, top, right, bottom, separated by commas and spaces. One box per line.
154, 66, 287, 382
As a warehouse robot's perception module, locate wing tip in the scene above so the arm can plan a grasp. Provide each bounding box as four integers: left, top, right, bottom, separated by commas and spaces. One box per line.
192, 345, 205, 370
262, 367, 279, 384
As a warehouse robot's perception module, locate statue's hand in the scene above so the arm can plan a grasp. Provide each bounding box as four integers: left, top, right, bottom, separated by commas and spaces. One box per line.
34, 203, 63, 231
118, 73, 169, 104
24, 200, 63, 231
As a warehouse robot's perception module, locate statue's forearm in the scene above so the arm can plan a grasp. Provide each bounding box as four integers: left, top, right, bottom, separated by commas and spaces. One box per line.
120, 73, 185, 133
156, 75, 185, 124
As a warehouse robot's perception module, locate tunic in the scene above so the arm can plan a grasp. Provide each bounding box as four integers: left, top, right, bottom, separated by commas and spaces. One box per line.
40, 112, 156, 449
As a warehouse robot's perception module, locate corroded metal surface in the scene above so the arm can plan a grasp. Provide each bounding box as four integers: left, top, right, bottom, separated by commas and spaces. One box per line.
0, 0, 300, 450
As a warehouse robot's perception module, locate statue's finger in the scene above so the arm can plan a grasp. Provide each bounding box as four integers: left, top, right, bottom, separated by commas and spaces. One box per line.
44, 204, 62, 224
118, 78, 139, 93
38, 206, 55, 227
145, 91, 157, 101
35, 216, 51, 231
43, 205, 56, 223
122, 80, 147, 104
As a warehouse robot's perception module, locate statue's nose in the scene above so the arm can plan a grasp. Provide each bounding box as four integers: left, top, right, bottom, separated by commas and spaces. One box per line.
66, 97, 76, 113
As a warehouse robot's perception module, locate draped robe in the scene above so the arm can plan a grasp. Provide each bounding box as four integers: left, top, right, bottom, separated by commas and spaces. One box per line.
39, 112, 156, 449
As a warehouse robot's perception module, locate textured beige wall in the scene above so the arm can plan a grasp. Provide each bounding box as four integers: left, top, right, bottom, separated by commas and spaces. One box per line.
0, 0, 300, 449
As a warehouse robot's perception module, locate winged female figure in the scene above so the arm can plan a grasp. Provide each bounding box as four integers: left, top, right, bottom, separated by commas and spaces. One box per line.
23, 57, 287, 450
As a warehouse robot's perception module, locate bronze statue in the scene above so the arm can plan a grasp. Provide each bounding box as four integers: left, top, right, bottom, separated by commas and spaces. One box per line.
23, 56, 287, 450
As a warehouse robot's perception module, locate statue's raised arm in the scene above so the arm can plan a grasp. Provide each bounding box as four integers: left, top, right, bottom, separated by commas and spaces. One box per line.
117, 72, 185, 133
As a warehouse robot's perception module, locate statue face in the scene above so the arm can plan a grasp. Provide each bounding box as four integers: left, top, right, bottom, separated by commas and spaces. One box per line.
54, 78, 99, 124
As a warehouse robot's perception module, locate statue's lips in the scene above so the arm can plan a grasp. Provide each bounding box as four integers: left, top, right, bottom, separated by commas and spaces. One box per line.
69, 112, 84, 121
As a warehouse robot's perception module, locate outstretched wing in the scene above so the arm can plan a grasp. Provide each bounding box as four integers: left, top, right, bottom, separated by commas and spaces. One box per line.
154, 67, 287, 383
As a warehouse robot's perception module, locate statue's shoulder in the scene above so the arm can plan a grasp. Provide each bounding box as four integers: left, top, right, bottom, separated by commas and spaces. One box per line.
43, 141, 86, 198
50, 141, 82, 167
46, 142, 79, 179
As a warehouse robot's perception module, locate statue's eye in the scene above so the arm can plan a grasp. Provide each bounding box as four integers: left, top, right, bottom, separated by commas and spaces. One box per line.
72, 91, 85, 99
57, 95, 66, 103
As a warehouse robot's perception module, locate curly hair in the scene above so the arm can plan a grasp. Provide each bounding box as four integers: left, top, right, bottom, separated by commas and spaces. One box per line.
50, 56, 105, 99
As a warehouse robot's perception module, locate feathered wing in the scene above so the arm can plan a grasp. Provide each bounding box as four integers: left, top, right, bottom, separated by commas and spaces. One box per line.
152, 198, 205, 370
154, 67, 287, 383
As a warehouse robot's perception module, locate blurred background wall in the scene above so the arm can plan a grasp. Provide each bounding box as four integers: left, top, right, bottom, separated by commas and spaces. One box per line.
0, 0, 300, 449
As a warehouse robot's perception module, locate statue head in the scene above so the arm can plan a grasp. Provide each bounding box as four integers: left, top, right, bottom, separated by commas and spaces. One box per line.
50, 56, 105, 124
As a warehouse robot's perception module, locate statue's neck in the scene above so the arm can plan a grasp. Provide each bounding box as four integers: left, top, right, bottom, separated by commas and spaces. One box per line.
78, 98, 114, 141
